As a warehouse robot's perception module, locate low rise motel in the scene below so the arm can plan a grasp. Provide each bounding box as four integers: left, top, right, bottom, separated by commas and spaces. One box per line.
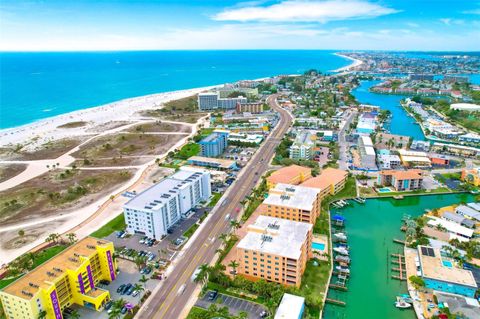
0, 237, 116, 319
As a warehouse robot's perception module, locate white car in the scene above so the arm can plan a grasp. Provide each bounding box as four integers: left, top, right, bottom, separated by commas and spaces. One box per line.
132, 290, 140, 297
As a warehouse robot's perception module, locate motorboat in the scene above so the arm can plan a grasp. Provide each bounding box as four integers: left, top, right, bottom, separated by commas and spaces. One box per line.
395, 297, 412, 309
334, 247, 349, 256
333, 232, 347, 241
336, 266, 350, 274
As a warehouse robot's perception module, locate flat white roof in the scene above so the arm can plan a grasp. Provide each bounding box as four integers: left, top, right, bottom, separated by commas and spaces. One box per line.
398, 149, 428, 157
450, 103, 480, 111
467, 202, 480, 212
365, 146, 376, 156
360, 135, 373, 146
427, 217, 474, 238
274, 293, 305, 319
401, 155, 432, 163
264, 183, 319, 211
456, 205, 480, 221
124, 167, 207, 211
237, 216, 312, 260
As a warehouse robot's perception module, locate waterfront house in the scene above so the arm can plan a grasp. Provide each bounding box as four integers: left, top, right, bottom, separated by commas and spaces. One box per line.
377, 169, 424, 191
416, 245, 477, 297
300, 167, 348, 199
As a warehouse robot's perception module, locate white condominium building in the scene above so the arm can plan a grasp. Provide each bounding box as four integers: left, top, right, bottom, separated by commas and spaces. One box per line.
123, 167, 211, 239
289, 131, 315, 160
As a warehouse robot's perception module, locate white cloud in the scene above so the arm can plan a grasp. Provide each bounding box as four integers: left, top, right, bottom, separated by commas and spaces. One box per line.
406, 22, 419, 28
213, 0, 399, 23
463, 9, 480, 15
440, 18, 465, 26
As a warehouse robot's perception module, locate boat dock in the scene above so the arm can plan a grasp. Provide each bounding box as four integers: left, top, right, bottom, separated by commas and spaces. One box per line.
391, 253, 406, 281
329, 284, 348, 291
326, 298, 346, 307
393, 238, 405, 245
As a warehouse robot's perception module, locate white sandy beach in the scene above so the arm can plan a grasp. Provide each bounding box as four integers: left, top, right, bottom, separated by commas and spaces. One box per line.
332, 53, 364, 73
0, 85, 218, 151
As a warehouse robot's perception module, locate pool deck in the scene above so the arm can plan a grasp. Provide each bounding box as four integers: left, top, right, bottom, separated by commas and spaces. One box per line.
312, 234, 329, 261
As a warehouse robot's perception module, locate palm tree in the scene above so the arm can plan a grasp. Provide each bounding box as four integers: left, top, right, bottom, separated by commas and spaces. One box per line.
230, 220, 241, 231
134, 255, 147, 271
109, 299, 126, 319
69, 310, 80, 319
228, 260, 239, 277
219, 233, 228, 243
18, 229, 25, 240
139, 274, 149, 289
194, 263, 210, 286
66, 233, 77, 244
133, 283, 144, 298
37, 310, 47, 319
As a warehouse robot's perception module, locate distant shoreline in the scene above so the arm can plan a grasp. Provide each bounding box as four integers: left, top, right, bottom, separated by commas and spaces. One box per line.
332, 53, 364, 72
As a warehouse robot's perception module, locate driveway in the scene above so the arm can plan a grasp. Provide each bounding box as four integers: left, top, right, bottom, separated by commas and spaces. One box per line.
196, 291, 268, 319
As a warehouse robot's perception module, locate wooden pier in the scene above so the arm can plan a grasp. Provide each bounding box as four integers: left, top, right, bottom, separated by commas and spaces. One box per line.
393, 238, 405, 245
329, 284, 348, 291
390, 253, 406, 281
326, 298, 346, 306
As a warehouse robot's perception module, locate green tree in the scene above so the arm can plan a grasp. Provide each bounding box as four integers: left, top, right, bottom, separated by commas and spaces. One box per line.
139, 274, 149, 289
228, 260, 240, 277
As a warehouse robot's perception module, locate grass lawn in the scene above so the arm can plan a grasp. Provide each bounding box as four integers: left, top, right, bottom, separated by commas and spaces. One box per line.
376, 187, 452, 197
321, 176, 357, 211
313, 210, 330, 235
32, 245, 68, 269
174, 143, 200, 160
208, 192, 223, 208
90, 213, 126, 238
183, 223, 200, 239
0, 275, 23, 289
298, 258, 331, 313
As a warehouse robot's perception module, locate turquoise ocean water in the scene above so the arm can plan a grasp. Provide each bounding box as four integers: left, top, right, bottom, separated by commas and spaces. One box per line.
0, 50, 350, 129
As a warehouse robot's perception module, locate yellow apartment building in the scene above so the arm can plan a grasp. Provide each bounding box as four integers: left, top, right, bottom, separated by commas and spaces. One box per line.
461, 168, 480, 187
236, 215, 313, 287
266, 165, 312, 189
0, 237, 117, 319
263, 183, 320, 224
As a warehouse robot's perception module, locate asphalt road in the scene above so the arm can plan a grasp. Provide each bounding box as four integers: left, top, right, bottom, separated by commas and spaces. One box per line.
136, 95, 293, 319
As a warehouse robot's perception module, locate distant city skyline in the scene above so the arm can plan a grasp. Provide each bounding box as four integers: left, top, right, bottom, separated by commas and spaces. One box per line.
1, 0, 480, 51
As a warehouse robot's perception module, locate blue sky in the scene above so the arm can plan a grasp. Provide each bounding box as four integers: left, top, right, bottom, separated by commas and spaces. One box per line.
1, 0, 479, 51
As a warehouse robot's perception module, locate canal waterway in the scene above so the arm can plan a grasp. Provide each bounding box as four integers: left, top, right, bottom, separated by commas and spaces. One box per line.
323, 193, 475, 319
351, 80, 426, 140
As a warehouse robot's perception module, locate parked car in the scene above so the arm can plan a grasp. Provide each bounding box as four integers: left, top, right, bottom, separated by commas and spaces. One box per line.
117, 284, 125, 293
126, 285, 135, 295
121, 306, 127, 314
260, 310, 269, 318
121, 283, 132, 295
104, 301, 113, 310
116, 231, 125, 238
208, 290, 218, 301
132, 290, 140, 297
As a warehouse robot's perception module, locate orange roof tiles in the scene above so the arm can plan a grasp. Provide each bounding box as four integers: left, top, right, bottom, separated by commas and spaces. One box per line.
300, 168, 347, 190
267, 165, 312, 185
379, 169, 424, 180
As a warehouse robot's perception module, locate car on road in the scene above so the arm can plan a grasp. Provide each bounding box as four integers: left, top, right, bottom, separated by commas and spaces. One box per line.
208, 290, 218, 301
177, 284, 186, 295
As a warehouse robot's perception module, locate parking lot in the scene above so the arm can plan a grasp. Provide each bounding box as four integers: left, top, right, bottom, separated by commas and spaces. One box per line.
196, 291, 268, 319
76, 259, 159, 319
106, 207, 211, 260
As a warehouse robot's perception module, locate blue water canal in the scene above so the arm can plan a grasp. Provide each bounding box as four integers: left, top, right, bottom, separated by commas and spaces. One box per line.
351, 80, 426, 140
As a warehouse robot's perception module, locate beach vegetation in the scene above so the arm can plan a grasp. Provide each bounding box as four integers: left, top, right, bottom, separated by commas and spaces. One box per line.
90, 213, 126, 238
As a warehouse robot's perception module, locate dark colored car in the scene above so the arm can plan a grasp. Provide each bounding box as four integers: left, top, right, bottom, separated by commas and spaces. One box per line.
126, 285, 135, 295
117, 284, 125, 293
104, 301, 113, 310
121, 283, 132, 295
121, 306, 127, 314
208, 290, 218, 301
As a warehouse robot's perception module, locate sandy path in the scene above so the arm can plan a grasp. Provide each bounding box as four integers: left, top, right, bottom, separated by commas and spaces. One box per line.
0, 116, 208, 264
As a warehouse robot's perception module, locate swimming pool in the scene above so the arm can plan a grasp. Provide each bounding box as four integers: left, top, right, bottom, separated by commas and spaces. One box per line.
312, 242, 326, 251
378, 187, 392, 193
442, 260, 453, 268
